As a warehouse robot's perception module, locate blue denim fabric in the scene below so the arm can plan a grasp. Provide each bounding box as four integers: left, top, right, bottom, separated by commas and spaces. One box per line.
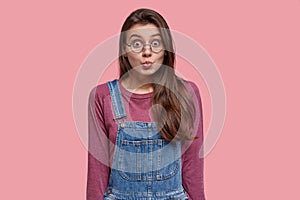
104, 79, 188, 200
107, 80, 127, 120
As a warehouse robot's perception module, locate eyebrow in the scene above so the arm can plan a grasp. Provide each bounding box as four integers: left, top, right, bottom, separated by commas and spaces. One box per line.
128, 33, 161, 40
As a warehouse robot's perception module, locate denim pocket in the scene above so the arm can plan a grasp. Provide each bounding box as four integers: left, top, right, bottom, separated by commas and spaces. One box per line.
118, 139, 179, 181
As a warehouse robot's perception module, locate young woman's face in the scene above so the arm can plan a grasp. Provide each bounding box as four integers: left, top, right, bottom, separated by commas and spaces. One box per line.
124, 23, 165, 77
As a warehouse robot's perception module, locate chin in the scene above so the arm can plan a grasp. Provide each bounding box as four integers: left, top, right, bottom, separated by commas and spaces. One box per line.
133, 64, 161, 75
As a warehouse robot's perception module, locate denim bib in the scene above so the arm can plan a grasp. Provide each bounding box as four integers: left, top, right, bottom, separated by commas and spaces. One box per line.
104, 79, 188, 200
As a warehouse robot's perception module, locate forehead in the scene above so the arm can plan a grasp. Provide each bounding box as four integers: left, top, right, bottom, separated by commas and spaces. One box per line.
126, 24, 161, 40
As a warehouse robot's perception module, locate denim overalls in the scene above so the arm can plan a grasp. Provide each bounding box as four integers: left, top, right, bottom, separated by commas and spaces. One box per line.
104, 79, 188, 200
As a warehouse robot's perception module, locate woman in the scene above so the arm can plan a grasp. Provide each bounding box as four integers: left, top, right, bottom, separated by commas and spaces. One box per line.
87, 8, 205, 200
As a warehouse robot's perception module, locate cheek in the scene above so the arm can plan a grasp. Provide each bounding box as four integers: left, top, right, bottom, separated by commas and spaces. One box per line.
127, 55, 140, 67
157, 53, 165, 64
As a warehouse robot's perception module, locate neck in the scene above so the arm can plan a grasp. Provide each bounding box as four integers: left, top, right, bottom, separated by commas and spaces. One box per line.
120, 74, 154, 94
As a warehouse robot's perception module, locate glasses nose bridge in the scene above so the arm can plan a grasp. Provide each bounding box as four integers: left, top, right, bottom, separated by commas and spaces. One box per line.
142, 43, 152, 52
141, 44, 153, 54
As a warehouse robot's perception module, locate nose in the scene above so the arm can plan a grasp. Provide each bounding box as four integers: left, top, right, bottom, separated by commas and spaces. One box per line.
142, 44, 152, 57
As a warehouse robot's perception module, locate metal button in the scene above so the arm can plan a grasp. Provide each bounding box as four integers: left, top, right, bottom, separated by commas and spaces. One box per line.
120, 122, 125, 128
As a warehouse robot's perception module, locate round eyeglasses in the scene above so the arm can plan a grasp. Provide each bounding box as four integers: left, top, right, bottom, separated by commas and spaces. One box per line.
126, 39, 163, 53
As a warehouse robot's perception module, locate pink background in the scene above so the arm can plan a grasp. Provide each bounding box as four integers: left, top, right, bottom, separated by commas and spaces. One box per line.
1, 0, 300, 199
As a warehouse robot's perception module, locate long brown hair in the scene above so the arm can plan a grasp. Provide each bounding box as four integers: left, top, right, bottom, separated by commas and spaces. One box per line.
118, 8, 197, 141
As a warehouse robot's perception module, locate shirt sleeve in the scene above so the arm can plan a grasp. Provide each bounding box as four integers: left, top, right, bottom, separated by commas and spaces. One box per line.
86, 86, 110, 200
181, 82, 206, 200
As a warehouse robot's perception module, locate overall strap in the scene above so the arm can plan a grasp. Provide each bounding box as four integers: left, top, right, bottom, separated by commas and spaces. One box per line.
107, 79, 127, 120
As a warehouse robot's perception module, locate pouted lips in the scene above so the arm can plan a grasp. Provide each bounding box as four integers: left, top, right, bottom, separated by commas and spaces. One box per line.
142, 61, 153, 67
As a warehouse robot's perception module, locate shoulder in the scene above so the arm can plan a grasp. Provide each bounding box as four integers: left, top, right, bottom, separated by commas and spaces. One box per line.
180, 79, 201, 97
179, 79, 203, 110
89, 80, 115, 103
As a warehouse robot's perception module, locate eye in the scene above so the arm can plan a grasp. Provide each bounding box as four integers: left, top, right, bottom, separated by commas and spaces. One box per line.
131, 39, 143, 47
152, 39, 161, 47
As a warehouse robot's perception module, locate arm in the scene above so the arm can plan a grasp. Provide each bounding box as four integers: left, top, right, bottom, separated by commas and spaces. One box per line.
182, 82, 206, 200
86, 86, 110, 200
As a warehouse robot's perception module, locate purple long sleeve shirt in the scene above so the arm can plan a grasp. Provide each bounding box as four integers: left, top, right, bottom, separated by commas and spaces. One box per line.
87, 80, 205, 200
